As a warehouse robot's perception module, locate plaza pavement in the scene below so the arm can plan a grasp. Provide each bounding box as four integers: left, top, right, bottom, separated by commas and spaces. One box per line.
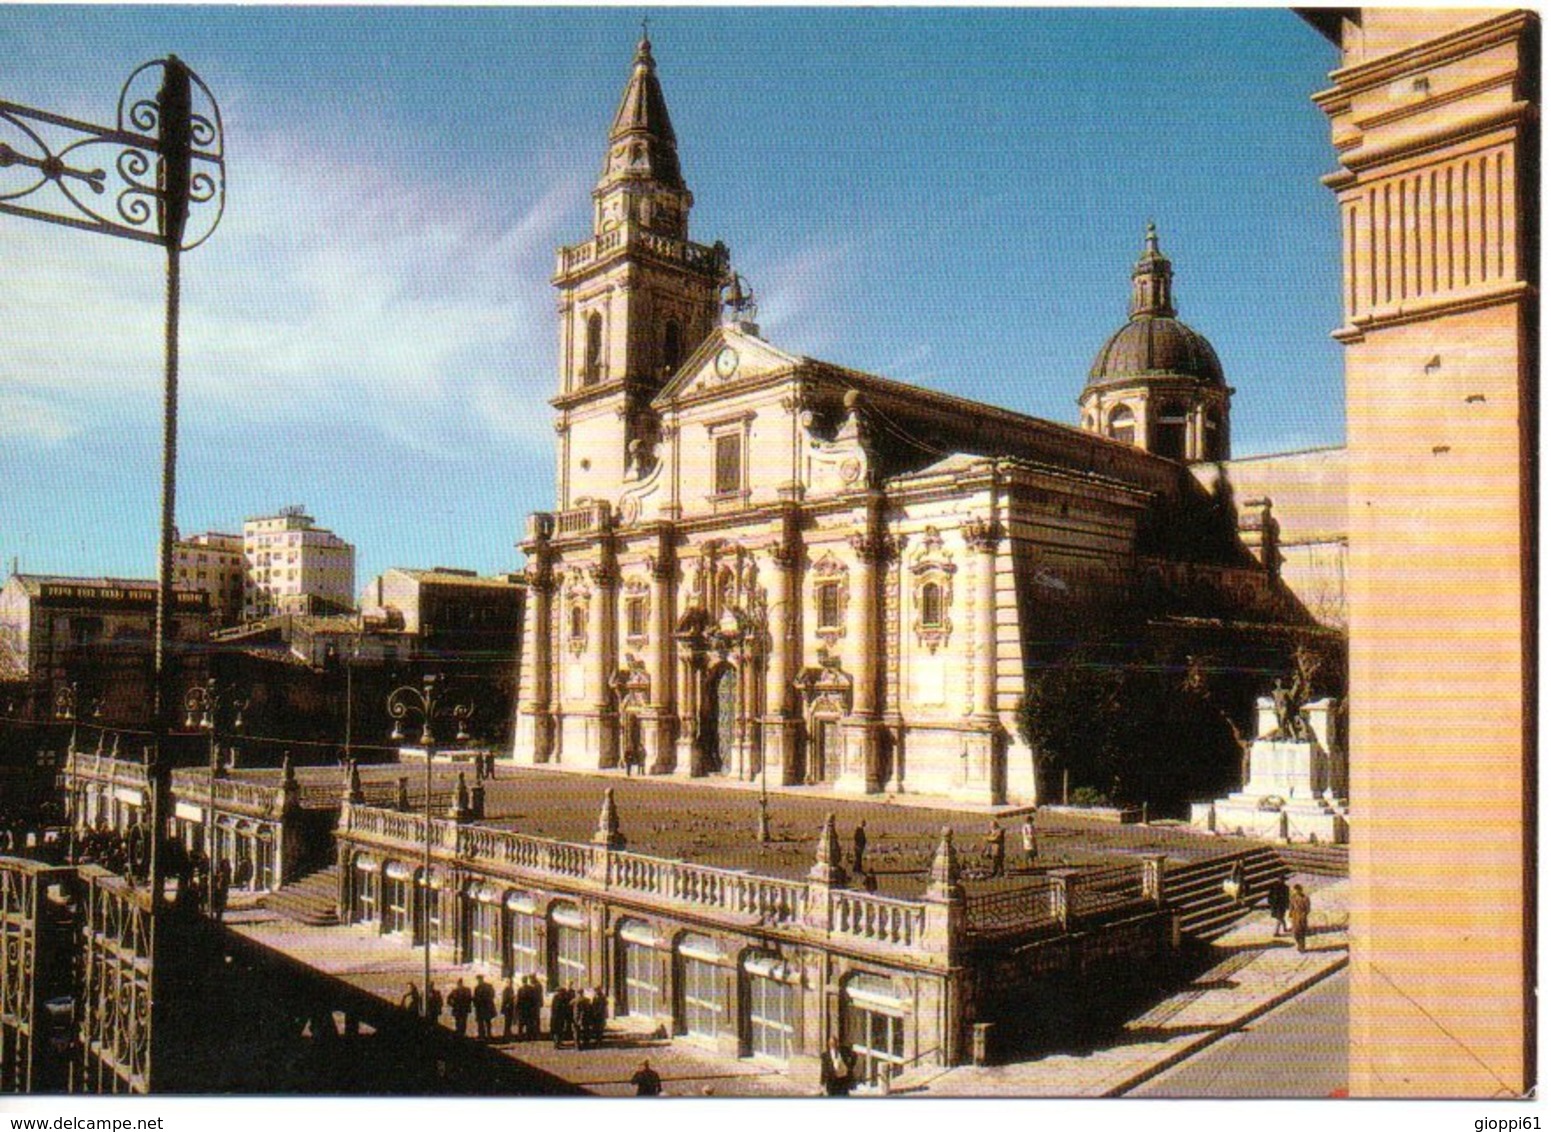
906, 873, 1350, 1097
284, 761, 1258, 900
230, 872, 1348, 1098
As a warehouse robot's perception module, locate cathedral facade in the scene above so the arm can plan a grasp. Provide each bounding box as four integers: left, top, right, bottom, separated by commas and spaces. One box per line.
510, 37, 1320, 805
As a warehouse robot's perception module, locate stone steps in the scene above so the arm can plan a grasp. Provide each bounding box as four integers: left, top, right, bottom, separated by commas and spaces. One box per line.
1277, 841, 1349, 877
1163, 847, 1286, 941
264, 862, 341, 926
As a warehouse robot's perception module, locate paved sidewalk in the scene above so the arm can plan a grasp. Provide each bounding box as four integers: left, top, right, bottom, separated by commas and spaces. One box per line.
911, 874, 1349, 1097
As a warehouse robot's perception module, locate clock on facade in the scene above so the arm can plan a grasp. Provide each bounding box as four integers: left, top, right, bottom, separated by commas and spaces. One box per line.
715, 347, 739, 379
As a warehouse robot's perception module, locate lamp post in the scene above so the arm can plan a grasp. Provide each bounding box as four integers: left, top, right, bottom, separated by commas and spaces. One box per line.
183, 677, 246, 912
386, 674, 471, 1019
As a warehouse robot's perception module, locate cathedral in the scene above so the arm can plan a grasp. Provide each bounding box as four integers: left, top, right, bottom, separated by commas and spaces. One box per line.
510, 35, 1331, 805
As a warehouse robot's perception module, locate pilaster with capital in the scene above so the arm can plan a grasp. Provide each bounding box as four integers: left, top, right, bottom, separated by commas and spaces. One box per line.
962, 518, 1004, 723
515, 530, 557, 764
589, 556, 621, 767
763, 519, 802, 784
838, 501, 891, 793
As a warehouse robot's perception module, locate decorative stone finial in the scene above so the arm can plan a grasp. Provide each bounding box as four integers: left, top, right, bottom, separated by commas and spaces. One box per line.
281, 754, 295, 786
925, 826, 963, 900
809, 813, 847, 886
450, 771, 471, 820
396, 775, 410, 812
344, 758, 363, 805
593, 788, 625, 849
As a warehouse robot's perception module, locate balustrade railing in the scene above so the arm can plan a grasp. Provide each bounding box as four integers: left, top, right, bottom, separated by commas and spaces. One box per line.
1069, 862, 1146, 920
964, 878, 1061, 939
828, 889, 926, 948
556, 501, 611, 537
557, 225, 719, 276
339, 804, 938, 953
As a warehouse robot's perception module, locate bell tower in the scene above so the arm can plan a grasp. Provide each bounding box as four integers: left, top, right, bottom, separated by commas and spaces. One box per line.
550, 34, 727, 509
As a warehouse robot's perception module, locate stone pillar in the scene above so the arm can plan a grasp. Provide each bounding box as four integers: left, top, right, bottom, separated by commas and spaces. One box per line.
763, 525, 801, 786
515, 517, 556, 764
804, 814, 846, 929
838, 503, 887, 794
591, 560, 620, 768
1141, 853, 1168, 907
958, 518, 1007, 804
591, 788, 624, 883
922, 828, 967, 1063
646, 535, 677, 774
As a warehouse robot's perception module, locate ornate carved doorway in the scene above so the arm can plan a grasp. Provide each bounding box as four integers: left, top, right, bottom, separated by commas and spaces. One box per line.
702, 665, 737, 775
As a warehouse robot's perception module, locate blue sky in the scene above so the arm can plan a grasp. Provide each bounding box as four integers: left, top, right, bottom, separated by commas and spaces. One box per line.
0, 7, 1344, 588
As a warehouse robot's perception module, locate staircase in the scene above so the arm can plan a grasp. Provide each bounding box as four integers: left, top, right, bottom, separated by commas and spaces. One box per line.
1162, 847, 1286, 941
1277, 842, 1349, 877
265, 862, 341, 926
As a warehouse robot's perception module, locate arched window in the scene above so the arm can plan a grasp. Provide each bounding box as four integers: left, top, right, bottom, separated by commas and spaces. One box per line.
677, 933, 724, 1040
920, 582, 943, 628
1204, 409, 1223, 460
662, 320, 683, 376
584, 312, 604, 386
1107, 405, 1136, 446
1154, 401, 1189, 461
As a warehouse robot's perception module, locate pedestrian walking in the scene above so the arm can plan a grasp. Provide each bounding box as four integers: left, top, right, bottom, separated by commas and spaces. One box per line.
500, 978, 517, 1039
449, 978, 473, 1037
473, 974, 496, 1041
1266, 876, 1291, 937
982, 821, 1005, 878
1289, 883, 1312, 952
631, 1058, 663, 1096
1019, 816, 1037, 865
851, 821, 868, 875
427, 985, 444, 1024
400, 981, 422, 1016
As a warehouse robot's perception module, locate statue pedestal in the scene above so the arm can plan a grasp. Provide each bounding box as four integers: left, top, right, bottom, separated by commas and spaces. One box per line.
1192, 727, 1349, 844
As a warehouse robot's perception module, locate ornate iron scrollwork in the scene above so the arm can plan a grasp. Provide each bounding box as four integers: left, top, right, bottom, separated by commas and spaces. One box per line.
0, 55, 225, 249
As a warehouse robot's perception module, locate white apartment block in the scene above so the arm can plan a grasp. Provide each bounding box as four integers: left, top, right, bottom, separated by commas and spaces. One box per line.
173, 530, 245, 627
243, 506, 356, 619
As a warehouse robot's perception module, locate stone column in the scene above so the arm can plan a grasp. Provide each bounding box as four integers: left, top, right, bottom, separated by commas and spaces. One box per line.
763, 524, 801, 786
838, 501, 886, 794
514, 516, 556, 764
591, 560, 620, 768
921, 828, 967, 1064
958, 518, 1006, 804
646, 534, 677, 774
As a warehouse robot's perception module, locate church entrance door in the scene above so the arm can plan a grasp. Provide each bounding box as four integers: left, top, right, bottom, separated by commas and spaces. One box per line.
703, 666, 736, 775
813, 718, 841, 784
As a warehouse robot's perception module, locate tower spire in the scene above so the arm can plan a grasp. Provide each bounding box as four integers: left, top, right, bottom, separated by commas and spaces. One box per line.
1130, 221, 1176, 319
603, 27, 684, 192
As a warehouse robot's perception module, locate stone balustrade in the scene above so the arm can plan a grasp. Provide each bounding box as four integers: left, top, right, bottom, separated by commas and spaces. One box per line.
338, 803, 948, 963
556, 224, 720, 277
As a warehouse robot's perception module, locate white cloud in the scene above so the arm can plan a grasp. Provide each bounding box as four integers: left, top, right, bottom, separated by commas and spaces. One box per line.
0, 392, 81, 444
2, 113, 585, 458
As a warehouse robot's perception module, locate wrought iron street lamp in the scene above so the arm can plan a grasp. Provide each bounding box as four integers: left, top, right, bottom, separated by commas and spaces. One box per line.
2, 57, 226, 906
386, 674, 471, 1019
183, 677, 246, 910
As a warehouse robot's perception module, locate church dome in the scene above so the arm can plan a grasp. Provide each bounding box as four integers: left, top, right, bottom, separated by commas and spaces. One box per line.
1085, 223, 1224, 390
1087, 314, 1225, 388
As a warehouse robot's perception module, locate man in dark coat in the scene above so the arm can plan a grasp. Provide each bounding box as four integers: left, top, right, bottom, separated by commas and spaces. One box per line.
1266, 876, 1291, 937
448, 978, 473, 1037
550, 986, 574, 1049
820, 1036, 856, 1096
472, 974, 497, 1041
427, 984, 444, 1024
500, 978, 517, 1040
851, 821, 868, 875
586, 985, 608, 1048
631, 1059, 663, 1096
518, 975, 541, 1039
982, 821, 1006, 878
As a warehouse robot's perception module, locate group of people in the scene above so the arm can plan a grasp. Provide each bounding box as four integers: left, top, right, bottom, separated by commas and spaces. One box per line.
548, 984, 609, 1049
978, 817, 1039, 878
403, 974, 608, 1048
1264, 875, 1315, 952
